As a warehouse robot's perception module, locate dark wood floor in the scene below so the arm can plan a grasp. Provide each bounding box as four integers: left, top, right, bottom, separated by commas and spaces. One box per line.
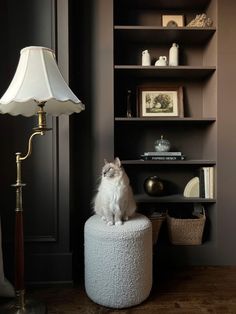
26, 266, 236, 314
1, 267, 236, 313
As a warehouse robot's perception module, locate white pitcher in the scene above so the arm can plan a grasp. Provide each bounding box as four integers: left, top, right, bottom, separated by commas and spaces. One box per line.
169, 43, 179, 66
155, 56, 167, 66
142, 50, 151, 66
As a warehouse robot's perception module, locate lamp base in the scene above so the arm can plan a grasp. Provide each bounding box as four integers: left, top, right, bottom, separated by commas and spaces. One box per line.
1, 298, 47, 314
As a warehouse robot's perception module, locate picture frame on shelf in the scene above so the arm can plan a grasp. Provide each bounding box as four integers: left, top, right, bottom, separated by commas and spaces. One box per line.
137, 85, 184, 118
162, 15, 185, 27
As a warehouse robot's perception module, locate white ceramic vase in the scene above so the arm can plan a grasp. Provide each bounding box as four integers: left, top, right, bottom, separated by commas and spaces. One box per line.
169, 43, 179, 66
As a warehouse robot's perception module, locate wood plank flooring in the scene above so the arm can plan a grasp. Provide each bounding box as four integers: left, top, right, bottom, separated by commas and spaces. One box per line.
1, 267, 236, 313
27, 266, 236, 314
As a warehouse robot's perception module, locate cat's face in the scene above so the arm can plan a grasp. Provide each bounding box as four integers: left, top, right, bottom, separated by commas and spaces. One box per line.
102, 158, 122, 179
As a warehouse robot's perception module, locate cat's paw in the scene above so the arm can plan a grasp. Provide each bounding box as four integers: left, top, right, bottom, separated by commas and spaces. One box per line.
123, 216, 129, 221
115, 220, 123, 226
101, 216, 107, 221
107, 221, 113, 226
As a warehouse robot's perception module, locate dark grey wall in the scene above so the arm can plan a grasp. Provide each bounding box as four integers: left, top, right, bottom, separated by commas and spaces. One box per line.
217, 0, 236, 265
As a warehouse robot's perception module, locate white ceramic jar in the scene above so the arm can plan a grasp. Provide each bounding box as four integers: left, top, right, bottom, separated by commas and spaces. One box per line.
142, 50, 151, 66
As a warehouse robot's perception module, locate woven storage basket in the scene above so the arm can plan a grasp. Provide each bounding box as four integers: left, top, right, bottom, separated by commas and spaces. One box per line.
167, 209, 206, 245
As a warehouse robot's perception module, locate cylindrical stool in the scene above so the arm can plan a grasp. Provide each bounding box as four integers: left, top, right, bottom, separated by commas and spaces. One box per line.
84, 213, 152, 309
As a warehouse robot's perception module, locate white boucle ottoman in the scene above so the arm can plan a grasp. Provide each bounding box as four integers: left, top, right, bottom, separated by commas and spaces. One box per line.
84, 213, 152, 308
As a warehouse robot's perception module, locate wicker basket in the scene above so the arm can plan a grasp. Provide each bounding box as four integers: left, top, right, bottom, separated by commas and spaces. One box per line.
167, 209, 206, 245
148, 212, 166, 245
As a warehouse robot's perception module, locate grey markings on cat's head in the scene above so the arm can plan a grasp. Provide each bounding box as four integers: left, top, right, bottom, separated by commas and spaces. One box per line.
102, 157, 122, 178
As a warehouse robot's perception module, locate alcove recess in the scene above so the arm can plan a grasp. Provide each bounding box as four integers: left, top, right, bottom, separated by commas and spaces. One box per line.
113, 0, 217, 241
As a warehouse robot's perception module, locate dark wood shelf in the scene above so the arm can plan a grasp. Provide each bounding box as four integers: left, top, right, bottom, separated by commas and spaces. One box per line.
135, 193, 216, 204
122, 159, 216, 165
114, 0, 211, 10
114, 65, 216, 79
114, 26, 216, 45
115, 117, 216, 123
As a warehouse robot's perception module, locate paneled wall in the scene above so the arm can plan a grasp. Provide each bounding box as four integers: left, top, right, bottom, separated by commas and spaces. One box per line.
0, 0, 73, 284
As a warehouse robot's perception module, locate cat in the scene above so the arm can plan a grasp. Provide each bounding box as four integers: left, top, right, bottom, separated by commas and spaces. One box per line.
93, 157, 136, 226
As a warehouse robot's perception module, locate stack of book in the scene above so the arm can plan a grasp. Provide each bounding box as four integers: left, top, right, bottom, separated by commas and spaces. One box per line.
141, 151, 185, 161
199, 166, 214, 198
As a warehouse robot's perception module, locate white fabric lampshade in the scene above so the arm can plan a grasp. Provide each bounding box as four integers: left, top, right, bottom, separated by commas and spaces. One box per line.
0, 46, 85, 116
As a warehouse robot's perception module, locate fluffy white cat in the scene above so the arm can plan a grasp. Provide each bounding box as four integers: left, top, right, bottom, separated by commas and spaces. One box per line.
93, 157, 136, 226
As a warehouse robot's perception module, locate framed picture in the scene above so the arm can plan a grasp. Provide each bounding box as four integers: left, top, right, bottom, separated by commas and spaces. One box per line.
137, 86, 184, 118
162, 15, 185, 27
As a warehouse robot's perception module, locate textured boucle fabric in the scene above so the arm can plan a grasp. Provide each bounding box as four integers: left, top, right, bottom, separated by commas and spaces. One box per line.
84, 214, 152, 308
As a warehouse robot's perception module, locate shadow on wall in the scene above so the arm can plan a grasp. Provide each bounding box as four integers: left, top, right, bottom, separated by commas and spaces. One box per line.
69, 0, 95, 282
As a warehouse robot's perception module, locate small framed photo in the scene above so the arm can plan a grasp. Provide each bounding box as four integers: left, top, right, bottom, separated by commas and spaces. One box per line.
137, 86, 184, 118
162, 15, 185, 27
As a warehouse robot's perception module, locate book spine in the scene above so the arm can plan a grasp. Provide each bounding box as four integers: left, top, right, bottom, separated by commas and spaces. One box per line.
142, 156, 185, 161
199, 167, 205, 198
209, 167, 214, 198
200, 166, 214, 199
203, 167, 210, 198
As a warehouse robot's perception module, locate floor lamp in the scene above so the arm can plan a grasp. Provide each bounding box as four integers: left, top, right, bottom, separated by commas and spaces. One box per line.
0, 46, 85, 313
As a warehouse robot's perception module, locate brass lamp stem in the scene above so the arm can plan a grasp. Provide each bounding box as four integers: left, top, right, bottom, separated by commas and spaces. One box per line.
3, 102, 50, 313
13, 133, 44, 311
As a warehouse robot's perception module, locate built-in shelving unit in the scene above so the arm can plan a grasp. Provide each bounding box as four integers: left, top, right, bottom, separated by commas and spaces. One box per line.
113, 0, 217, 237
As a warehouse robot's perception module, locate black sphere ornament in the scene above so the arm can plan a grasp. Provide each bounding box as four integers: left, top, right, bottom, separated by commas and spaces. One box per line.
144, 176, 164, 196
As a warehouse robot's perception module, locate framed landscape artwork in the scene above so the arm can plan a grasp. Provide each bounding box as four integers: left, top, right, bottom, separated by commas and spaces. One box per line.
137, 86, 184, 118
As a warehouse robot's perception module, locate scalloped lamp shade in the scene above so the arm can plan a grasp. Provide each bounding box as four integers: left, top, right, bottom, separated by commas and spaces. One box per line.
0, 46, 85, 116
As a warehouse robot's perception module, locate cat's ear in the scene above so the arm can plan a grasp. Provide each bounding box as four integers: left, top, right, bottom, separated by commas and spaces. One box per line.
114, 157, 121, 167
104, 159, 108, 165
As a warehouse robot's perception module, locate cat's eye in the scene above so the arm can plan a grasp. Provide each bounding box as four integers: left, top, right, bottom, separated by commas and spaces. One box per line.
103, 167, 112, 176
